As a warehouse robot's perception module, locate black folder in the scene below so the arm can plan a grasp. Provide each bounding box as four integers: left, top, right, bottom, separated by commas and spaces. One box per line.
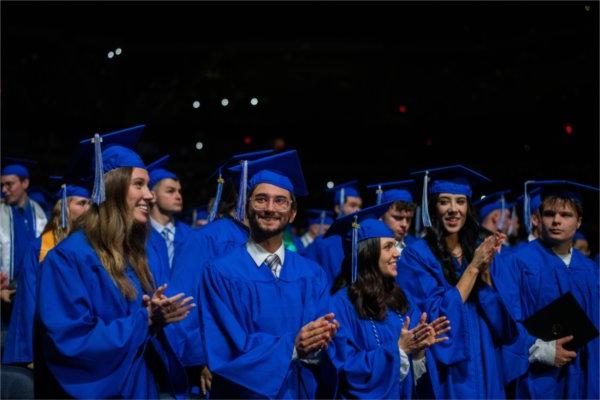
522, 292, 599, 351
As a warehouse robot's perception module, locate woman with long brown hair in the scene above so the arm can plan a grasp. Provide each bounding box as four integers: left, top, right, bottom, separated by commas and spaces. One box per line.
35, 125, 194, 398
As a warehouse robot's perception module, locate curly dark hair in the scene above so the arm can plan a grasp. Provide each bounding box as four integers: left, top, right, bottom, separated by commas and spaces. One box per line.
424, 193, 492, 285
331, 237, 409, 320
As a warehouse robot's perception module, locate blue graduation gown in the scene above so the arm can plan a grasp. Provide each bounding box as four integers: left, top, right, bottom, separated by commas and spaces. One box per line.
35, 230, 187, 398
397, 238, 517, 398
147, 222, 210, 368
328, 287, 438, 399
199, 246, 335, 399
191, 217, 249, 268
495, 239, 599, 399
2, 238, 41, 364
304, 234, 345, 287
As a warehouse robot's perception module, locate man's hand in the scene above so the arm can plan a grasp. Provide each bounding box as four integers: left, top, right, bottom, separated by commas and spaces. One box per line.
554, 335, 577, 368
200, 365, 212, 395
295, 313, 339, 357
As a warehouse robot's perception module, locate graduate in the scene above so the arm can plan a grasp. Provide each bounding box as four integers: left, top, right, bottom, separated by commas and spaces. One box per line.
198, 149, 339, 399
2, 178, 90, 366
473, 189, 514, 236
304, 181, 362, 285
495, 180, 599, 399
327, 203, 449, 399
190, 150, 275, 273
35, 125, 194, 398
397, 165, 517, 398
366, 179, 419, 255
292, 208, 334, 254
0, 158, 48, 292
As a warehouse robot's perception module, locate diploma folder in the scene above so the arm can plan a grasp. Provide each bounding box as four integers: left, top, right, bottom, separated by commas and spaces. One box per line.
523, 292, 598, 351
523, 292, 599, 351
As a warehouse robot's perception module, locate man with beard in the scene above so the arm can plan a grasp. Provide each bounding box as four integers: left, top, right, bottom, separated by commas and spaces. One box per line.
198, 150, 339, 399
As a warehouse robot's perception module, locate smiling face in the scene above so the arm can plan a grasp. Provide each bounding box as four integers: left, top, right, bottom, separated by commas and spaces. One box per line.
378, 237, 400, 278
247, 183, 296, 239
435, 193, 468, 234
126, 167, 154, 224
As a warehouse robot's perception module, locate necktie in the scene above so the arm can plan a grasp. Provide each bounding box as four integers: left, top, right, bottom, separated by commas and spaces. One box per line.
162, 227, 175, 268
264, 254, 280, 278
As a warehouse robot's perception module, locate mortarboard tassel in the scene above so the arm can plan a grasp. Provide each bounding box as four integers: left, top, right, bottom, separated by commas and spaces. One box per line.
208, 172, 225, 223
60, 184, 68, 229
496, 194, 506, 231
375, 185, 383, 205
91, 134, 105, 205
235, 160, 248, 222
351, 216, 359, 284
318, 210, 326, 236
339, 187, 346, 217
415, 205, 422, 237
421, 171, 432, 228
523, 181, 533, 235
507, 204, 518, 237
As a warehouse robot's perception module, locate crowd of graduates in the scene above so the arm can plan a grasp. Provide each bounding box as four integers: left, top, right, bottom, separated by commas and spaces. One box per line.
0, 123, 598, 399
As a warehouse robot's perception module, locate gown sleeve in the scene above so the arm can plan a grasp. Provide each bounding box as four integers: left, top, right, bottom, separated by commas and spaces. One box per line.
37, 247, 152, 398
198, 263, 297, 398
398, 245, 469, 366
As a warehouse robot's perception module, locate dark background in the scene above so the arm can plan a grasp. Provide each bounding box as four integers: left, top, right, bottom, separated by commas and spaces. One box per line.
2, 1, 598, 239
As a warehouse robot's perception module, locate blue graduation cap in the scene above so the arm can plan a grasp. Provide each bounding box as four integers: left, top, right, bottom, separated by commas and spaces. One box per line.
473, 189, 512, 229
228, 150, 308, 222
366, 179, 415, 205
411, 165, 491, 228
208, 149, 275, 223
326, 180, 361, 217
1, 157, 37, 178
326, 201, 394, 283
306, 208, 335, 236
516, 187, 543, 235
78, 124, 146, 204
49, 176, 91, 229
523, 180, 599, 234
146, 155, 178, 189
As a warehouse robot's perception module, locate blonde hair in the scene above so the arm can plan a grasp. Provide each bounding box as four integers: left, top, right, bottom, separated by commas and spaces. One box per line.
42, 196, 88, 243
75, 167, 155, 300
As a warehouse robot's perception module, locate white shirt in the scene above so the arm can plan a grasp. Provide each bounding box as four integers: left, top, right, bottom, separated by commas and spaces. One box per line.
300, 232, 314, 249
395, 240, 407, 256
150, 217, 176, 239
246, 240, 285, 278
552, 246, 573, 267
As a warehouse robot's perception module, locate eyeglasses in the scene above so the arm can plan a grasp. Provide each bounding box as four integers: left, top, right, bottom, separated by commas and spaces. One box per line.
250, 194, 293, 211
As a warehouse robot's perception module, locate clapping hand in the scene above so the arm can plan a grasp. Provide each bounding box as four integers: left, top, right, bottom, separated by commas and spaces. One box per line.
295, 312, 339, 357
143, 284, 195, 328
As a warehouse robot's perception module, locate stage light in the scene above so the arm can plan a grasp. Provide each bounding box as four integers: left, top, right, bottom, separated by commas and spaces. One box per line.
250, 97, 258, 106
221, 98, 229, 107
326, 181, 335, 189
398, 105, 407, 114
243, 135, 253, 145
107, 51, 115, 59
192, 101, 201, 109
115, 48, 122, 55
563, 123, 574, 135
195, 142, 204, 150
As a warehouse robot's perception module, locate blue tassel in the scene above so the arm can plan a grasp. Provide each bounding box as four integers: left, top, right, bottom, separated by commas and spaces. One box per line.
91, 134, 105, 205
497, 194, 506, 231
60, 184, 68, 229
507, 204, 518, 237
375, 185, 383, 205
339, 187, 346, 217
421, 171, 432, 228
318, 210, 326, 236
351, 216, 359, 284
523, 181, 533, 235
235, 160, 248, 222
208, 173, 225, 223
